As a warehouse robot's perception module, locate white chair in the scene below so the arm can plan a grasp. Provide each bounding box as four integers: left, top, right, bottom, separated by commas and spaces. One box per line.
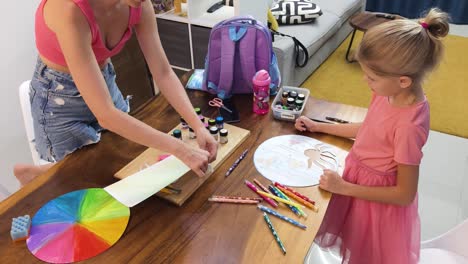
19, 80, 50, 165
420, 218, 468, 263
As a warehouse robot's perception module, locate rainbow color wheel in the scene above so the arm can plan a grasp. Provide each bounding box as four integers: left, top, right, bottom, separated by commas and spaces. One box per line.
26, 188, 130, 263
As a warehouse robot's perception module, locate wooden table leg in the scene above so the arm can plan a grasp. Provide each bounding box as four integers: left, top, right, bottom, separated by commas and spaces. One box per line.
345, 29, 357, 63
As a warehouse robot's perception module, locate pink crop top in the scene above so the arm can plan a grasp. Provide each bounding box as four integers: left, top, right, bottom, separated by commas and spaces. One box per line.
35, 0, 142, 66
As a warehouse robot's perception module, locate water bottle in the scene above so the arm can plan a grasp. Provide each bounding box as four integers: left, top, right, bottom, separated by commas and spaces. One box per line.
252, 70, 271, 115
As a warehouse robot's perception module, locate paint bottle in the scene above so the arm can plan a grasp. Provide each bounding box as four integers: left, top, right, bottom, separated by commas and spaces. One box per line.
288, 91, 298, 100
298, 93, 306, 101
295, 99, 304, 111
180, 117, 188, 129
219, 129, 229, 144
209, 126, 219, 140
286, 97, 295, 110
194, 107, 203, 119
208, 119, 216, 128
281, 91, 289, 105
215, 116, 224, 130
199, 116, 205, 125
188, 127, 196, 139
172, 129, 182, 140
252, 70, 271, 115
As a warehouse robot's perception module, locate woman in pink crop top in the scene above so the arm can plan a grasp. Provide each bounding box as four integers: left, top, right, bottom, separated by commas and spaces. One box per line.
14, 0, 218, 185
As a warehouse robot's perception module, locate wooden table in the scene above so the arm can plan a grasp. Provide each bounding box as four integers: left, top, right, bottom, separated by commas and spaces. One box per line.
345, 11, 404, 62
0, 88, 367, 263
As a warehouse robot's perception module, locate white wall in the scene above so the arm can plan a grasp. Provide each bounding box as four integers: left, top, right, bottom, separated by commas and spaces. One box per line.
0, 1, 41, 197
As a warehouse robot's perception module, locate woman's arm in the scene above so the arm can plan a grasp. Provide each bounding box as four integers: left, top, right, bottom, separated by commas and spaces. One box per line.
295, 116, 362, 138
320, 164, 419, 206
134, 1, 218, 161
46, 1, 210, 176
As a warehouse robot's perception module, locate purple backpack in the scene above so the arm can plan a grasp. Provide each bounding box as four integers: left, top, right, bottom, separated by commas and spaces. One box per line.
202, 16, 281, 99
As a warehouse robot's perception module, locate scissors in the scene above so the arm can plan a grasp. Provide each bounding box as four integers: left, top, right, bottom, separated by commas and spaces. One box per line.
208, 97, 233, 113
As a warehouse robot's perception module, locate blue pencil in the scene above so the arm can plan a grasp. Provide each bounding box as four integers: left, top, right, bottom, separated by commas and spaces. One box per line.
263, 212, 287, 255
258, 205, 307, 230
273, 186, 308, 218
269, 186, 302, 217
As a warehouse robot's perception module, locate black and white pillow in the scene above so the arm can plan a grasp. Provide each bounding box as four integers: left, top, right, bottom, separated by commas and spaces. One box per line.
271, 0, 322, 25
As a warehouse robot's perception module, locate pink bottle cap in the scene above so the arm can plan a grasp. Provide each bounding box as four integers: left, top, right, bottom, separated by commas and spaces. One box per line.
252, 70, 271, 87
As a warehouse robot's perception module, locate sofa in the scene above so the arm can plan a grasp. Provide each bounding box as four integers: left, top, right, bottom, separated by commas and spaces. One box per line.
270, 0, 366, 87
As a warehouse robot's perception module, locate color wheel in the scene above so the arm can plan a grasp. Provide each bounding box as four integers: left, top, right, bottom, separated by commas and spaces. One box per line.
26, 188, 130, 263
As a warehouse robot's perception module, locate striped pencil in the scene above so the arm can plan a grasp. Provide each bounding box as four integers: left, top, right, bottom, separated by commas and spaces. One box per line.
257, 191, 304, 209
258, 205, 307, 230
269, 186, 305, 218
263, 213, 287, 255
274, 182, 316, 205
253, 179, 273, 194
211, 195, 263, 202
272, 186, 308, 218
275, 185, 319, 212
208, 197, 259, 204
244, 180, 278, 208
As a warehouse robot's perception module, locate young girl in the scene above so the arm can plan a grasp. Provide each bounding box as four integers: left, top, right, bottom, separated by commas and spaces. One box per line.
295, 8, 449, 264
14, 0, 218, 185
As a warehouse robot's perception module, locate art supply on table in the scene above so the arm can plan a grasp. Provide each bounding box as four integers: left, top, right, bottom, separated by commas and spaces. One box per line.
211, 195, 263, 202
225, 149, 249, 177
188, 127, 196, 139
295, 99, 304, 111
252, 70, 271, 115
274, 182, 316, 205
308, 117, 333, 124
215, 116, 224, 129
325, 116, 350, 124
274, 183, 318, 212
208, 119, 216, 128
269, 186, 303, 217
219, 129, 228, 144
257, 191, 304, 209
208, 97, 233, 113
10, 215, 31, 242
245, 180, 278, 208
258, 205, 307, 230
194, 107, 202, 117
208, 197, 259, 204
281, 91, 289, 105
209, 126, 219, 140
172, 129, 182, 140
297, 93, 306, 101
286, 97, 295, 110
253, 179, 274, 195
263, 212, 287, 255
288, 90, 298, 100
180, 117, 188, 129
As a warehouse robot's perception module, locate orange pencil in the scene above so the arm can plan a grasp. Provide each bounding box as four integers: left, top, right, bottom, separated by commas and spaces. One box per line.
275, 185, 318, 212
274, 182, 316, 205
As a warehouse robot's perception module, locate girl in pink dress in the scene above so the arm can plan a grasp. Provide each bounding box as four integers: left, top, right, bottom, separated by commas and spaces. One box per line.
295, 8, 450, 264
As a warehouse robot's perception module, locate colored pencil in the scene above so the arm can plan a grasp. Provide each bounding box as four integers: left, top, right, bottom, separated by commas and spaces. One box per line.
275, 185, 318, 212
244, 180, 278, 208
269, 186, 304, 218
225, 149, 249, 177
253, 179, 273, 194
263, 213, 287, 255
258, 205, 307, 230
274, 182, 316, 205
208, 197, 259, 204
211, 195, 263, 202
256, 191, 305, 208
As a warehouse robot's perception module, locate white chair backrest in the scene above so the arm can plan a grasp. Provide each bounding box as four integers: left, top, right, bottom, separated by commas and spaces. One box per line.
421, 218, 468, 258
18, 80, 48, 165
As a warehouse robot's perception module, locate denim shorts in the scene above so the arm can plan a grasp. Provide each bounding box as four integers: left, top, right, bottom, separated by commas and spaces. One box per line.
30, 58, 130, 162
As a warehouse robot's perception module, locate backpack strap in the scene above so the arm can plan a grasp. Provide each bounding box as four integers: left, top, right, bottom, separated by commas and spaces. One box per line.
271, 29, 309, 68
216, 27, 236, 99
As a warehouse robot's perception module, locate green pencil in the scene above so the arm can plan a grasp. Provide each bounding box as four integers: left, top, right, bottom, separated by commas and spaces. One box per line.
263, 212, 286, 255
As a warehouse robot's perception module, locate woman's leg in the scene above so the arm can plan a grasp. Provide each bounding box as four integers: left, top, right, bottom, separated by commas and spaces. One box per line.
14, 163, 54, 186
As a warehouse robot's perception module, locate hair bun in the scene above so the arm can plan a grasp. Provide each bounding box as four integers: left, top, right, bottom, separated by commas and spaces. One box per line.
422, 8, 450, 39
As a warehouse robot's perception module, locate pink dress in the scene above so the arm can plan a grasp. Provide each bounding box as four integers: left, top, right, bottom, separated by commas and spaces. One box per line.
314, 94, 430, 264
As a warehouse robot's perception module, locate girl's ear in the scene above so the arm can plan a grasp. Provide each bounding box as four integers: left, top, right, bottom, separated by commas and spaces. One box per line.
399, 76, 413, 89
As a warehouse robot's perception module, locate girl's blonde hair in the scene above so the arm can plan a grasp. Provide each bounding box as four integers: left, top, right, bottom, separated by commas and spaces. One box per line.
356, 8, 450, 84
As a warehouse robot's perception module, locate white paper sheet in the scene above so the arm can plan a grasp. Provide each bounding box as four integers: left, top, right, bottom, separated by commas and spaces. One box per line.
104, 155, 190, 207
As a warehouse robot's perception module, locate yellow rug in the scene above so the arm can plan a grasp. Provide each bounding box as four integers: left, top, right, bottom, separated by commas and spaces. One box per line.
302, 31, 468, 138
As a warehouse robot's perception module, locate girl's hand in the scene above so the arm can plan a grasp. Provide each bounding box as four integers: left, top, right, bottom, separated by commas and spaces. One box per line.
195, 127, 218, 163
319, 169, 346, 194
295, 116, 320, 132
175, 143, 211, 178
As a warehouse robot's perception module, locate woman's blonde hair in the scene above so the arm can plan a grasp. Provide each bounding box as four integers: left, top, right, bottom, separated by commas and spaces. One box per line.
356, 8, 450, 84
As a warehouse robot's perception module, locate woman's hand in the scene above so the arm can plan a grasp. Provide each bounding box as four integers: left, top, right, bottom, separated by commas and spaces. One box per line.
195, 127, 218, 163
174, 143, 211, 177
319, 169, 347, 194
295, 116, 320, 132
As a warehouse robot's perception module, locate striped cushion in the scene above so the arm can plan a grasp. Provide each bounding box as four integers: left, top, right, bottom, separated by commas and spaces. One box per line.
271, 0, 323, 25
